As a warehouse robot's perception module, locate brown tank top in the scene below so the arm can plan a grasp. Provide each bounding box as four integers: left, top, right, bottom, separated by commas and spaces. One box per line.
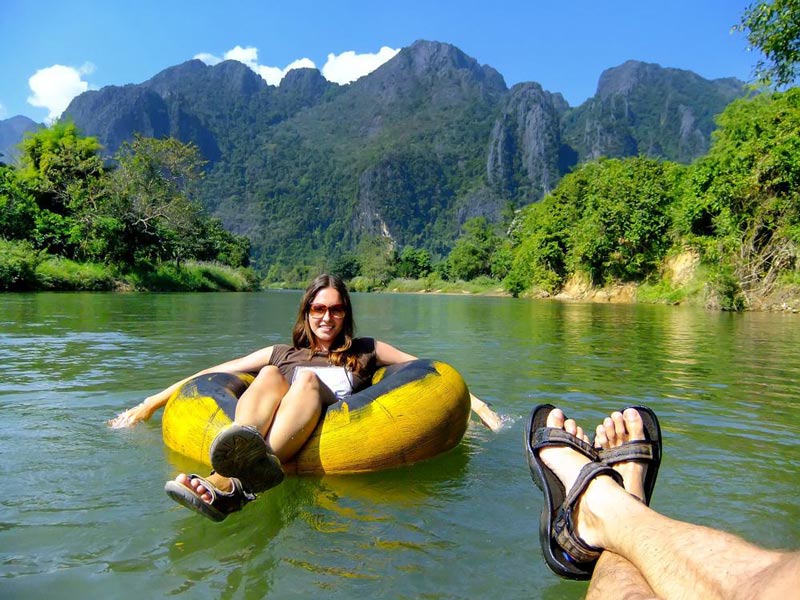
268, 337, 377, 393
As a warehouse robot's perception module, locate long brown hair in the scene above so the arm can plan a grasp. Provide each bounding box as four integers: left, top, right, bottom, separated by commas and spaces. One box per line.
292, 274, 360, 372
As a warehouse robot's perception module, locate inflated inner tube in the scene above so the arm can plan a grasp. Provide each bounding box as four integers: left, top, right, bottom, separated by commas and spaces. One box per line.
162, 359, 471, 474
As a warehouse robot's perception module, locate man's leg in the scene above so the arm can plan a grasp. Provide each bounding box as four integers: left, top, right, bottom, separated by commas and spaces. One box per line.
587, 552, 658, 600
540, 408, 798, 600
586, 409, 657, 600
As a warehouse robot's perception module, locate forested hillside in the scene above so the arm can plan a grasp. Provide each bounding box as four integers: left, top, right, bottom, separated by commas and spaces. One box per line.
55, 40, 746, 277
3, 9, 797, 310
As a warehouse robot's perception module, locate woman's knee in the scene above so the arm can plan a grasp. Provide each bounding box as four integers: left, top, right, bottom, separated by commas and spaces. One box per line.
288, 370, 335, 405
290, 369, 322, 393
250, 365, 285, 388
240, 366, 288, 402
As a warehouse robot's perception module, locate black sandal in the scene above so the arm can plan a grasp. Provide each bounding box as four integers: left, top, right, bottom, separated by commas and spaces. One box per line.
525, 404, 623, 580
164, 474, 255, 522
596, 405, 662, 505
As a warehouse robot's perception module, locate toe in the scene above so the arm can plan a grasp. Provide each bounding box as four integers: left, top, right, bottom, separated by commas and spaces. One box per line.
547, 408, 565, 429
610, 411, 626, 441
594, 424, 608, 449
622, 408, 645, 440
602, 416, 618, 446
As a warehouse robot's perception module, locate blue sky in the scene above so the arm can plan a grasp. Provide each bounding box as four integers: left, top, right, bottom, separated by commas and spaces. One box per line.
1, 0, 760, 123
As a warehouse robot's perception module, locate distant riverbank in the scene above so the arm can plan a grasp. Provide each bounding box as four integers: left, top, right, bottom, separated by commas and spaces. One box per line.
344, 271, 800, 313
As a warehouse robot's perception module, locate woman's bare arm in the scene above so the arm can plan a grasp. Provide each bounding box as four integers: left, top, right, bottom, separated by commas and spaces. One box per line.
108, 346, 275, 428
374, 340, 503, 431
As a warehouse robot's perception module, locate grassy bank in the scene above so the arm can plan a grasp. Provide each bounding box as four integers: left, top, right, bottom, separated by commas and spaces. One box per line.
0, 240, 257, 292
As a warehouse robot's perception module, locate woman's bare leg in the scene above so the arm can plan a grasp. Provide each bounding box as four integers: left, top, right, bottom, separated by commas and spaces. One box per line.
172, 366, 294, 500
265, 369, 336, 462
540, 408, 798, 600
233, 365, 289, 433
178, 368, 334, 497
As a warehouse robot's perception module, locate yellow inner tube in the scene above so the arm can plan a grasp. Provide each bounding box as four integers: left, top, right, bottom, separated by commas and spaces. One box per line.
162, 359, 471, 474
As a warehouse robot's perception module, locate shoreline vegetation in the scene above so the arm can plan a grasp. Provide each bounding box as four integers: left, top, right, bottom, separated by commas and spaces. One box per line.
2, 247, 798, 313
2, 89, 799, 312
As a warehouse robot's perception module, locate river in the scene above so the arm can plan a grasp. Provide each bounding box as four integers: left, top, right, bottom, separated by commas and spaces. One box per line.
1, 291, 798, 599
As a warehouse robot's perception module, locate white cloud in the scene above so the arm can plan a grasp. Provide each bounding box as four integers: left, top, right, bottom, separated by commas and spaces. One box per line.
224, 45, 260, 66
0, 102, 7, 119
255, 58, 316, 86
322, 46, 400, 84
27, 63, 95, 123
195, 45, 399, 86
195, 46, 316, 85
193, 52, 221, 65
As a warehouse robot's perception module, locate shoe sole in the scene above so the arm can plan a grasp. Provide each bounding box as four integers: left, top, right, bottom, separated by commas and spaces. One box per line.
210, 425, 285, 493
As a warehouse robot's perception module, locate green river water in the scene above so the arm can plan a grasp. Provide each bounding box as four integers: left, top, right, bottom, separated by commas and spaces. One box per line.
1, 291, 798, 599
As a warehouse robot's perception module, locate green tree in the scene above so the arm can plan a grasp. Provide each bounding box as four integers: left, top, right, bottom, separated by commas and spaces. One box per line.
356, 236, 396, 285
328, 253, 361, 280
677, 89, 800, 304
566, 158, 678, 284
447, 217, 499, 281
396, 246, 432, 279
0, 165, 38, 240
738, 0, 800, 87
17, 122, 110, 259
19, 121, 104, 207
196, 217, 251, 268
108, 135, 209, 266
506, 157, 679, 294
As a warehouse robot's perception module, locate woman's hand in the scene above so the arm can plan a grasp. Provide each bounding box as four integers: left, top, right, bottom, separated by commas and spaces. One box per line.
470, 394, 503, 431
107, 399, 156, 429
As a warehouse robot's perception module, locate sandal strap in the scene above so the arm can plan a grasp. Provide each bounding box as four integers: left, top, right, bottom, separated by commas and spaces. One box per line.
189, 474, 255, 513
554, 462, 623, 562
598, 440, 655, 465
533, 427, 598, 461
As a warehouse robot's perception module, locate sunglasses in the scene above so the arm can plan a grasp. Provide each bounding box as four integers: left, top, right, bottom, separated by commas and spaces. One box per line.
308, 303, 346, 319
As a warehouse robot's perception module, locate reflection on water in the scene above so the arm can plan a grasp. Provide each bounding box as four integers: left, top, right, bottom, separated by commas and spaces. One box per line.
1, 292, 798, 599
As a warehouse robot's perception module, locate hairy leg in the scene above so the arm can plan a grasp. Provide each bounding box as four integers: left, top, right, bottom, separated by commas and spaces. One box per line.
587, 552, 658, 600
733, 552, 800, 600
587, 409, 657, 600
541, 408, 797, 600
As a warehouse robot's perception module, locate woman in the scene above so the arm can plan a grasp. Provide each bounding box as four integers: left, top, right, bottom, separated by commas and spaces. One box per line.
110, 274, 501, 521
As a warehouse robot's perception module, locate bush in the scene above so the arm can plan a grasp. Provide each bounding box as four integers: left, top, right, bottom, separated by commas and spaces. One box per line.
349, 275, 377, 293
131, 261, 257, 291
0, 239, 43, 290
35, 258, 116, 290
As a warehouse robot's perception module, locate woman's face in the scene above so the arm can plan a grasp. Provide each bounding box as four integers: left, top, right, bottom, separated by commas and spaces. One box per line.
307, 286, 346, 350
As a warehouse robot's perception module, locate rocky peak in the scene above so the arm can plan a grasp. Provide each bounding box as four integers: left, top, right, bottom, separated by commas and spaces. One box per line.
0, 115, 41, 164
487, 82, 563, 201
595, 60, 661, 98
145, 59, 266, 98
279, 67, 334, 100
566, 60, 747, 163
354, 39, 506, 105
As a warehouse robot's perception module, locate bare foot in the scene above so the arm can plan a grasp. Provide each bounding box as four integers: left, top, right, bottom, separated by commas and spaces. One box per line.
174, 472, 233, 504
594, 408, 647, 501
537, 408, 594, 491
538, 408, 623, 550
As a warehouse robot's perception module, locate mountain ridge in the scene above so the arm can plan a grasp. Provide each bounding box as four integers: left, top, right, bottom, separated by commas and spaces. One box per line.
7, 40, 748, 272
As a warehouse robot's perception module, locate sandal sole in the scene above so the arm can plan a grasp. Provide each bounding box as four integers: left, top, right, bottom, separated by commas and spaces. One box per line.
210, 425, 285, 493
